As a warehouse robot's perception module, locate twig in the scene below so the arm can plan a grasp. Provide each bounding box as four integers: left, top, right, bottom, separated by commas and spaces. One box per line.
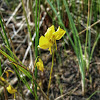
6, 2, 22, 26
79, 20, 100, 35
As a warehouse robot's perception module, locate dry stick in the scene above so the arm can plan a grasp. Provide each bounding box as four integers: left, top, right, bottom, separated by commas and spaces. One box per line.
79, 20, 100, 35
64, 20, 100, 46
38, 85, 49, 100
6, 2, 22, 26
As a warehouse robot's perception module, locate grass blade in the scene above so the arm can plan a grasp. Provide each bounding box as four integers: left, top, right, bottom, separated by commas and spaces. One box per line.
63, 0, 85, 94
90, 33, 100, 61
0, 58, 2, 76
0, 15, 10, 48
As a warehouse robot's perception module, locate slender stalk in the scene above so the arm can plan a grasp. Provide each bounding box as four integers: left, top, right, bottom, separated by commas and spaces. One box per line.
88, 0, 93, 59
18, 74, 25, 100
0, 14, 10, 48
34, 0, 39, 99
0, 58, 2, 76
79, 20, 100, 35
29, 0, 34, 23
35, 0, 39, 57
87, 91, 100, 100
0, 13, 16, 55
38, 85, 49, 100
0, 31, 6, 44
90, 33, 100, 61
37, 0, 40, 38
47, 46, 54, 98
84, 0, 90, 71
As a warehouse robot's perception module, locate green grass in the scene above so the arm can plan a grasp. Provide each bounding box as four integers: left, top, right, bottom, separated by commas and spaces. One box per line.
0, 0, 100, 99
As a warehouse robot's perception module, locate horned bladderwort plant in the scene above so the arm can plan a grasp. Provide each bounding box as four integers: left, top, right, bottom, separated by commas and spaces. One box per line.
38, 25, 66, 98
47, 0, 85, 95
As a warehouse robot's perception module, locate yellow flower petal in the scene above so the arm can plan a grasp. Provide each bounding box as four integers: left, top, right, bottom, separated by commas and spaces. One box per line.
36, 58, 44, 72
45, 25, 55, 39
53, 26, 66, 40
38, 36, 53, 49
6, 85, 17, 94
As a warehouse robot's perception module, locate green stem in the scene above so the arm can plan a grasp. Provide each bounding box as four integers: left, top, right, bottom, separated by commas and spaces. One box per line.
87, 91, 100, 100
0, 14, 10, 48
84, 0, 90, 71
0, 58, 2, 76
34, 0, 39, 99
47, 46, 54, 98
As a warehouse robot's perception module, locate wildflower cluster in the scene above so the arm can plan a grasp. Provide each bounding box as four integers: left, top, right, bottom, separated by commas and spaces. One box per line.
36, 25, 65, 72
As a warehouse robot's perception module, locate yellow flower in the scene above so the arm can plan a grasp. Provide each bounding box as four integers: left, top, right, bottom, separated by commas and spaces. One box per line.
45, 25, 55, 40
38, 25, 66, 53
36, 58, 44, 72
38, 36, 53, 49
6, 85, 17, 94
